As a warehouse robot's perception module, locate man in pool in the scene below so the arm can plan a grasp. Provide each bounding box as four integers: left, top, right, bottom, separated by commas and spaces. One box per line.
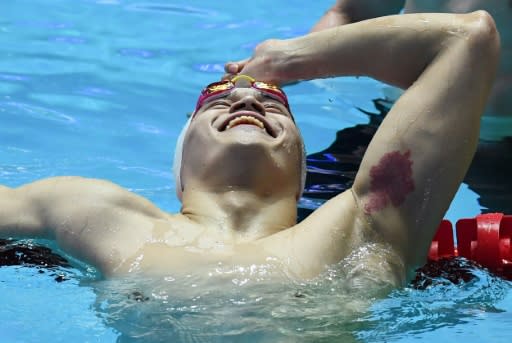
0, 13, 500, 287
310, 0, 511, 120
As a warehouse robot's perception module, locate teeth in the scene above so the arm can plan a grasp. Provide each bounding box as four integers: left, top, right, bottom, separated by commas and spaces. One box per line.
225, 116, 265, 131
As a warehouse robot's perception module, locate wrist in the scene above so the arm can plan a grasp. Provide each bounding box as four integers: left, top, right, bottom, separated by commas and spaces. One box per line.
252, 39, 299, 85
266, 38, 314, 85
279, 35, 324, 83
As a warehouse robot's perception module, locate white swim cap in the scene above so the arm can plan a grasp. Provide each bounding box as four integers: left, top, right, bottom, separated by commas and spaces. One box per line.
173, 115, 193, 201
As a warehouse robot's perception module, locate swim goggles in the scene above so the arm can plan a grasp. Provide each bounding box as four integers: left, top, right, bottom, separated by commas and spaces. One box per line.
194, 74, 290, 114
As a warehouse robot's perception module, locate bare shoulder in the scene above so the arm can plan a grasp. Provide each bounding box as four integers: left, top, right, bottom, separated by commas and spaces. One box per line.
261, 190, 377, 278
11, 176, 179, 275
2, 176, 168, 239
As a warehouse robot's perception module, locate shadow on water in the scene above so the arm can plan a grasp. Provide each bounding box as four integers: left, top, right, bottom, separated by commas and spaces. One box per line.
465, 136, 512, 213
298, 98, 392, 221
0, 238, 71, 282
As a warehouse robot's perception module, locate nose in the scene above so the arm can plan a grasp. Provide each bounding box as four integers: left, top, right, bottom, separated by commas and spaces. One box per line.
230, 95, 265, 115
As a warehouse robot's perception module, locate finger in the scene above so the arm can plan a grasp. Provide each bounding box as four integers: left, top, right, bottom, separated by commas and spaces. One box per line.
224, 62, 239, 74
224, 59, 249, 74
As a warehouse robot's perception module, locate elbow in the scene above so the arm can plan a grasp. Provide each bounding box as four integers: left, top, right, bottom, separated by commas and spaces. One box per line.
466, 11, 501, 64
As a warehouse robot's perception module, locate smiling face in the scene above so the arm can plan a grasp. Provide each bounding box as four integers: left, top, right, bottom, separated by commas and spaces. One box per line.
179, 82, 304, 200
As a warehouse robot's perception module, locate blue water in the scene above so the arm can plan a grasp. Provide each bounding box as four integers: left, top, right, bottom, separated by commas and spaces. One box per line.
0, 0, 510, 342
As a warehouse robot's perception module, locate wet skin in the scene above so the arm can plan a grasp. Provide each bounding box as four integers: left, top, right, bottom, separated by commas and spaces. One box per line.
180, 86, 304, 203
0, 13, 500, 292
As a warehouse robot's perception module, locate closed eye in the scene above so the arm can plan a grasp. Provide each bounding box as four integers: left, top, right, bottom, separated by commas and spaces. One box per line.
263, 101, 293, 120
263, 102, 285, 111
207, 100, 231, 109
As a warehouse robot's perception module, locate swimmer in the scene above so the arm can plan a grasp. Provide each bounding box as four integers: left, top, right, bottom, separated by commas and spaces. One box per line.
310, 0, 512, 137
0, 13, 500, 289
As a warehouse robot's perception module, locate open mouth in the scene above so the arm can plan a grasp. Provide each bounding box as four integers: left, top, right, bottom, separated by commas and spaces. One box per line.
226, 115, 265, 130
219, 113, 276, 137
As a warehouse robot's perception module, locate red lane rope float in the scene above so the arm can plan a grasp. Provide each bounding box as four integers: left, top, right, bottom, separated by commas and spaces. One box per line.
428, 213, 512, 280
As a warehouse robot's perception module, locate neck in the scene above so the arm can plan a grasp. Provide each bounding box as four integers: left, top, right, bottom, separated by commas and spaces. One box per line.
180, 189, 297, 242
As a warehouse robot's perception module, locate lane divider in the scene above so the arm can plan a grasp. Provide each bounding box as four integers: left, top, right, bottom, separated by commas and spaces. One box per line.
429, 213, 512, 279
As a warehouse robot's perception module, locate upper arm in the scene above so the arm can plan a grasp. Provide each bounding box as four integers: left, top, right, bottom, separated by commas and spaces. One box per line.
352, 11, 500, 267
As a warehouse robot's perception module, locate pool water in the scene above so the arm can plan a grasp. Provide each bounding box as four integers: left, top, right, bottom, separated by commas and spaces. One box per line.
1, 0, 511, 342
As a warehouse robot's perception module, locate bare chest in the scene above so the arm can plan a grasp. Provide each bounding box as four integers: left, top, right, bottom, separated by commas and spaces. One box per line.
110, 238, 289, 282
109, 220, 281, 276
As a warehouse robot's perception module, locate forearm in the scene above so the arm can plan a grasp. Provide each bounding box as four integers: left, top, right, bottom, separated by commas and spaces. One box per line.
311, 0, 404, 31
270, 12, 496, 88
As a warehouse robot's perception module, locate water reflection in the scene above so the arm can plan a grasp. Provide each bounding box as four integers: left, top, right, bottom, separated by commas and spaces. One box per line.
357, 261, 511, 342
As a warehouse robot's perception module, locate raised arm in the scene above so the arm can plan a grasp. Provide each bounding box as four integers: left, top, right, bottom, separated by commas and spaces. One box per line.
229, 12, 500, 272
310, 0, 404, 32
